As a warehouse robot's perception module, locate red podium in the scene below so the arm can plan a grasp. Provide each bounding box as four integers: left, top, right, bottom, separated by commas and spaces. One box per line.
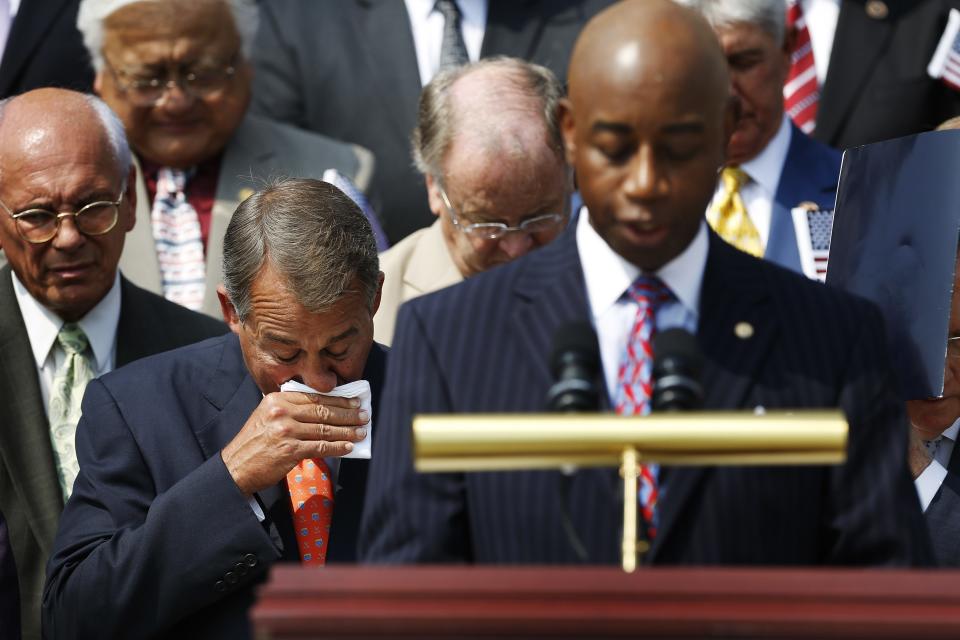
252, 566, 960, 639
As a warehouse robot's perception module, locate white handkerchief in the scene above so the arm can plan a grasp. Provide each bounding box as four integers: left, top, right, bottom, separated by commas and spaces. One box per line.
279, 379, 372, 459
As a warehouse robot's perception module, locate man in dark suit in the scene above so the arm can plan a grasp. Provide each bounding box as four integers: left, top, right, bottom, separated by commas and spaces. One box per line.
44, 179, 385, 639
681, 0, 841, 276
251, 0, 615, 245
0, 0, 92, 98
812, 0, 960, 149
908, 249, 960, 566
0, 88, 225, 640
359, 0, 931, 566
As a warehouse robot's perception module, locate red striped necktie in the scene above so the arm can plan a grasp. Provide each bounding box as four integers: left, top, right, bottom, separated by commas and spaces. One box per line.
783, 0, 820, 134
616, 275, 673, 539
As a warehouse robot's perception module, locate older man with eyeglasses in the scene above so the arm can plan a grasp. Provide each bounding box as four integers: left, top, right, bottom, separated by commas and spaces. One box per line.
374, 57, 574, 345
0, 88, 226, 640
76, 0, 383, 319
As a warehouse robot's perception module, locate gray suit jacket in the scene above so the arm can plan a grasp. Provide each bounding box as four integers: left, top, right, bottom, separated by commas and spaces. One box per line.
118, 112, 375, 318
374, 220, 462, 345
0, 266, 225, 640
251, 0, 616, 245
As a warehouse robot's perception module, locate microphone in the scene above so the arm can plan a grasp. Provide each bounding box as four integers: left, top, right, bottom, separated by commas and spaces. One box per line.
546, 322, 601, 412
652, 328, 704, 411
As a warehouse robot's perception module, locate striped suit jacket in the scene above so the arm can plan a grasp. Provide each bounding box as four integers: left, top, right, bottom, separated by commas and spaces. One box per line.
359, 227, 933, 565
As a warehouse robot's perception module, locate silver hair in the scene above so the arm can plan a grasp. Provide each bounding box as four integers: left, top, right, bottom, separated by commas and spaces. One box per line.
674, 0, 786, 44
412, 56, 566, 179
222, 178, 380, 323
77, 0, 259, 73
0, 92, 132, 188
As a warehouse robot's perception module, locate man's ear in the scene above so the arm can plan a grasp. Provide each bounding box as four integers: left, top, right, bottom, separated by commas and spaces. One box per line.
217, 284, 242, 334
558, 97, 577, 166
122, 166, 137, 232
720, 94, 741, 165
371, 271, 384, 317
425, 174, 444, 219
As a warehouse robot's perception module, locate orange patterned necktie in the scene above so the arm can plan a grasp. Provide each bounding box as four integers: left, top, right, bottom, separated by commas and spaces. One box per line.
286, 458, 335, 566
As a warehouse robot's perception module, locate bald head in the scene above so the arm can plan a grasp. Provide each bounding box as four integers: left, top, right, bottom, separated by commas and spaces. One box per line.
0, 88, 131, 184
559, 0, 737, 271
569, 0, 730, 118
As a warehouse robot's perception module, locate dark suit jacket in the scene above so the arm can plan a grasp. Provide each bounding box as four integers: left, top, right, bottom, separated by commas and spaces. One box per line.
0, 509, 19, 640
251, 0, 615, 244
0, 266, 225, 640
359, 227, 932, 566
924, 443, 960, 566
0, 0, 93, 98
816, 0, 960, 149
43, 334, 388, 639
764, 125, 842, 274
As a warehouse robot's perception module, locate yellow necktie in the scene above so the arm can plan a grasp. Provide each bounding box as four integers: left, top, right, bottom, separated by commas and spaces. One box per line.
707, 166, 763, 257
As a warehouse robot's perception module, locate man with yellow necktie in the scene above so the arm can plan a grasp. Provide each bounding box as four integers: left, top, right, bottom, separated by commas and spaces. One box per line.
680, 0, 841, 273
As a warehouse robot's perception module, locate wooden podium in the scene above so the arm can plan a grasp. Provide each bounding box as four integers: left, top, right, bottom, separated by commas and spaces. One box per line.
252, 566, 960, 639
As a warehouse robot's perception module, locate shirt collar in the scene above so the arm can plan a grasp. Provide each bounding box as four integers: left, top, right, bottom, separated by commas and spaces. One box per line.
943, 418, 960, 442
12, 270, 122, 371
576, 208, 707, 319
740, 114, 792, 196
408, 0, 487, 23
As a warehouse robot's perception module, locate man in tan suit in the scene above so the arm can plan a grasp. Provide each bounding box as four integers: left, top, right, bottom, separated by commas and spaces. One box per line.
375, 57, 573, 344
77, 0, 378, 319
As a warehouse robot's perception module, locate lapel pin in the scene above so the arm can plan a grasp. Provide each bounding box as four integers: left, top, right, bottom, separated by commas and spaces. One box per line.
734, 321, 754, 340
866, 0, 888, 20
239, 188, 255, 201
795, 200, 820, 212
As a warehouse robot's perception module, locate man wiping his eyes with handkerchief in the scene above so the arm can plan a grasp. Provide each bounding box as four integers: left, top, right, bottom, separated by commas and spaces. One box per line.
44, 178, 386, 640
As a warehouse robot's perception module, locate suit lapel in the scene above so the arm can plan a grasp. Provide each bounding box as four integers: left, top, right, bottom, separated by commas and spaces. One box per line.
118, 157, 163, 295
481, 0, 543, 60
817, 0, 898, 146
0, 0, 71, 95
193, 334, 261, 461
509, 228, 592, 385
353, 0, 422, 141
201, 117, 276, 316
649, 233, 777, 559
403, 221, 462, 296
0, 267, 63, 551
766, 126, 841, 273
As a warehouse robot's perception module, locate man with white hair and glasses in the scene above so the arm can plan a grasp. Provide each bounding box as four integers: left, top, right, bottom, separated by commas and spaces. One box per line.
0, 88, 225, 640
76, 0, 383, 319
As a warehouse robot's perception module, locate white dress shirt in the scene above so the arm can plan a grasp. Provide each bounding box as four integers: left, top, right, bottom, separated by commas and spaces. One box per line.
708, 114, 793, 250
801, 0, 840, 88
577, 210, 706, 404
12, 270, 121, 413
914, 419, 959, 512
404, 0, 487, 87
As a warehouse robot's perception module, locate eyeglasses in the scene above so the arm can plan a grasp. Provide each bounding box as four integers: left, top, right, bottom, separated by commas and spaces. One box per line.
437, 183, 566, 241
105, 55, 238, 107
949, 336, 960, 359
0, 193, 123, 244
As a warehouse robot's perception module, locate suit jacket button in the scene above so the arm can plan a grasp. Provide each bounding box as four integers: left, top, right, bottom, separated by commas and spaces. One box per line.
215, 580, 227, 592
235, 562, 249, 576
243, 553, 258, 567
225, 571, 239, 585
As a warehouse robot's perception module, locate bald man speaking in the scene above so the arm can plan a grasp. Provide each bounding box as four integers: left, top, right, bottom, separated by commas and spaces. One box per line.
360, 0, 931, 565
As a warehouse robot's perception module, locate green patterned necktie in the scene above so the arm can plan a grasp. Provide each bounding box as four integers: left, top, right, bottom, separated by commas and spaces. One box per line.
48, 322, 95, 501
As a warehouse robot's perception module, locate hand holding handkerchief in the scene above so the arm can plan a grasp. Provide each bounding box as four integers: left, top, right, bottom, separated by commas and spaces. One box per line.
280, 379, 373, 459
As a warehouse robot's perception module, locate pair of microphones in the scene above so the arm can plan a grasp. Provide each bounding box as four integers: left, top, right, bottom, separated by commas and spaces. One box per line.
546, 322, 703, 413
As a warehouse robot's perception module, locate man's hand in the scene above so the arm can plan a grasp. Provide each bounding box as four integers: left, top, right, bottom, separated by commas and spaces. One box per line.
908, 426, 934, 480
221, 392, 368, 497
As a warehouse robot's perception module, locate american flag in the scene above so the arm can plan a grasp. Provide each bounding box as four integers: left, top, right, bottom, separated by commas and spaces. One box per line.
792, 206, 834, 282
928, 9, 960, 90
